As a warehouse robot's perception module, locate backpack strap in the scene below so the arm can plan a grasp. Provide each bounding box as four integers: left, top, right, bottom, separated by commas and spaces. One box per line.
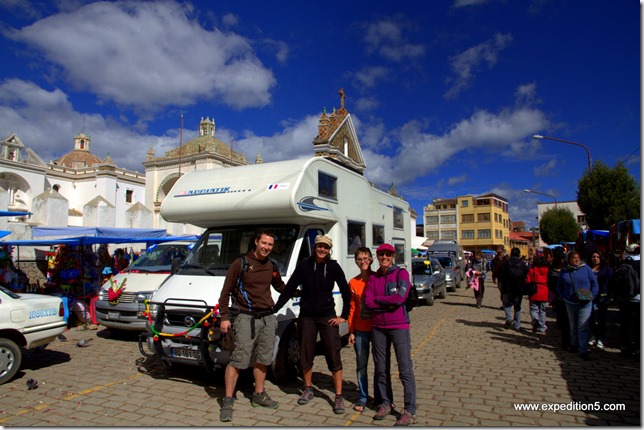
236, 256, 252, 312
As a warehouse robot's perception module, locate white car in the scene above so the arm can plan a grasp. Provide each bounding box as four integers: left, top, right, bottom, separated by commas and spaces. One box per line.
0, 286, 67, 384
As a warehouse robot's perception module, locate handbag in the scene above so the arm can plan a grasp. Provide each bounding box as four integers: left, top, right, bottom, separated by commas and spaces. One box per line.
523, 281, 537, 296
574, 288, 593, 302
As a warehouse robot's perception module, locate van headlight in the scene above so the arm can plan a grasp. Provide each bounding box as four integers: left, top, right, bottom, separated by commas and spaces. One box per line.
445, 274, 452, 281
98, 289, 107, 300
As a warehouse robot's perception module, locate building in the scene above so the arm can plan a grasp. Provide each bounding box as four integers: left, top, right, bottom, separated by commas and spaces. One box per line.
424, 193, 510, 253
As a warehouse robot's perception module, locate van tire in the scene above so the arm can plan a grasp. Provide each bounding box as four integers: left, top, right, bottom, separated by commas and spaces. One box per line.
271, 324, 300, 383
0, 339, 22, 385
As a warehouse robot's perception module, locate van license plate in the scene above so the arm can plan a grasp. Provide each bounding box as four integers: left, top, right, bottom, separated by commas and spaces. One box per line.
170, 347, 201, 360
108, 312, 120, 320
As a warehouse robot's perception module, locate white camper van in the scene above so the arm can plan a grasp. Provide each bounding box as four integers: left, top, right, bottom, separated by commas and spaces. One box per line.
139, 156, 413, 381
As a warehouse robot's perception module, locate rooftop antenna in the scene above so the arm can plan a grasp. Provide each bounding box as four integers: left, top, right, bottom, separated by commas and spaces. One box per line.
178, 114, 184, 176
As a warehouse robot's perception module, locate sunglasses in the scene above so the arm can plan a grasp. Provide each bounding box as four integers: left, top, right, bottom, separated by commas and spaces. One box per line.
377, 251, 394, 257
316, 244, 331, 249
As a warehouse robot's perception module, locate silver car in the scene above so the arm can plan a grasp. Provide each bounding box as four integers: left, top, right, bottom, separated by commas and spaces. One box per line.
411, 257, 447, 306
432, 253, 462, 292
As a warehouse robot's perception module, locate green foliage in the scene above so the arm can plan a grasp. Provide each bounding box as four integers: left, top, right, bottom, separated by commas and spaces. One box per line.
539, 207, 579, 245
577, 161, 640, 230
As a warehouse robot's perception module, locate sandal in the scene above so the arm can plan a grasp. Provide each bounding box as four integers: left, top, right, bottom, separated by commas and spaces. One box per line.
353, 400, 366, 412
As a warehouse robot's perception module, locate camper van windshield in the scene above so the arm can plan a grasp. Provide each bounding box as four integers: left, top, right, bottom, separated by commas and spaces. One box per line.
178, 226, 298, 276
126, 242, 193, 273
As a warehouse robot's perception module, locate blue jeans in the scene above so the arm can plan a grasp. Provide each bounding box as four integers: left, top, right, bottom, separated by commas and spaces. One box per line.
565, 300, 593, 354
353, 330, 375, 404
529, 301, 547, 332
372, 327, 416, 414
502, 293, 522, 330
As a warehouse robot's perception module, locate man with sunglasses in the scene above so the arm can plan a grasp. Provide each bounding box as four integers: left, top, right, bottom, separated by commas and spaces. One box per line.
364, 243, 417, 426
273, 235, 351, 414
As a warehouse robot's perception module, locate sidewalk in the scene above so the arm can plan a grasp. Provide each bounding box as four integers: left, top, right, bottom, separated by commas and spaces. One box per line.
0, 276, 639, 426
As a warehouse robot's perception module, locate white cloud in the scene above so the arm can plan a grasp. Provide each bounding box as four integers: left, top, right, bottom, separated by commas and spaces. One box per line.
363, 17, 425, 62
444, 33, 513, 99
5, 1, 276, 110
533, 158, 558, 177
353, 66, 390, 89
453, 0, 490, 7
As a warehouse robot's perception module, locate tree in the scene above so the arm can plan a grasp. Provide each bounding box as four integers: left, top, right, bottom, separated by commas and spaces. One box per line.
539, 207, 579, 245
577, 161, 640, 230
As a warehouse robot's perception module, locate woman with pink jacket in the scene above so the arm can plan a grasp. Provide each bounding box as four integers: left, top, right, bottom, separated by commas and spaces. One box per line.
526, 256, 550, 333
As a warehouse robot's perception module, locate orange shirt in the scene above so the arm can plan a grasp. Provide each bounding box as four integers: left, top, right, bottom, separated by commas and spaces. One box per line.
348, 274, 373, 333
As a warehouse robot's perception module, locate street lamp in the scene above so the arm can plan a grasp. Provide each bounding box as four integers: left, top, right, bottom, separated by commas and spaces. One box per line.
524, 189, 557, 206
532, 134, 592, 171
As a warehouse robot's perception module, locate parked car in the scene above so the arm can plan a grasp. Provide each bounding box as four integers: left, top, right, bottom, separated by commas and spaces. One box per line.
0, 286, 67, 384
411, 257, 447, 306
431, 253, 462, 292
96, 240, 195, 331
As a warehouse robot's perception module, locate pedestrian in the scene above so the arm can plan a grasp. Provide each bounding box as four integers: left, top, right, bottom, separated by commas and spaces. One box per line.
491, 247, 506, 309
217, 231, 286, 422
273, 235, 351, 414
612, 246, 640, 356
557, 250, 599, 360
500, 247, 528, 331
547, 247, 570, 350
526, 255, 549, 333
347, 247, 392, 412
587, 251, 613, 349
364, 243, 417, 426
466, 267, 483, 308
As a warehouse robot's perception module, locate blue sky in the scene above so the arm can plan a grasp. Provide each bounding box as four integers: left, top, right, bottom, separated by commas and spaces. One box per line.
0, 0, 640, 230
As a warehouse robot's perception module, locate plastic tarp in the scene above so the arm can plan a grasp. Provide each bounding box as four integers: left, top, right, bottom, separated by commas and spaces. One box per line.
0, 234, 199, 247
31, 226, 166, 238
0, 231, 11, 239
0, 211, 31, 217
632, 219, 640, 235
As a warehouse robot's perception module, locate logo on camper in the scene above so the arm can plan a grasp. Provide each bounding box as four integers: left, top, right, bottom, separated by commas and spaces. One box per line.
175, 187, 233, 197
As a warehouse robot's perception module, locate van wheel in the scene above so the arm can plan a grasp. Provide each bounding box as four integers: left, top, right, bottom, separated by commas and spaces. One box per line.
271, 324, 300, 383
0, 339, 22, 385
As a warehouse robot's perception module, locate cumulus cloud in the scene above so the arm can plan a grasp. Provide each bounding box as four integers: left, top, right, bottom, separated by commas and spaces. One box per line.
533, 158, 558, 177
444, 33, 513, 99
5, 1, 276, 110
363, 17, 425, 62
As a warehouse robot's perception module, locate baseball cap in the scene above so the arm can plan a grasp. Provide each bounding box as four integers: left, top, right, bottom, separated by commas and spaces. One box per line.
376, 243, 395, 254
314, 235, 333, 248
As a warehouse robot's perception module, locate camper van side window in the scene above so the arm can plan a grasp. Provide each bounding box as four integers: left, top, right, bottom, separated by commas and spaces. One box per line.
373, 225, 385, 246
393, 206, 404, 229
393, 242, 405, 265
318, 172, 337, 201
347, 221, 365, 255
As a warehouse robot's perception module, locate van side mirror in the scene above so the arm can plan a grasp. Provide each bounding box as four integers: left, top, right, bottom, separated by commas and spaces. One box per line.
171, 257, 182, 274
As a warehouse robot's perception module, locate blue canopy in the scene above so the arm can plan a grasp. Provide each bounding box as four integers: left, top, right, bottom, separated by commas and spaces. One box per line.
31, 226, 166, 238
0, 230, 11, 239
0, 234, 199, 247
0, 211, 31, 217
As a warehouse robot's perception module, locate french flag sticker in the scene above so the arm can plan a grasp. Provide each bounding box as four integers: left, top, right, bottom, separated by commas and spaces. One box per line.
267, 183, 290, 190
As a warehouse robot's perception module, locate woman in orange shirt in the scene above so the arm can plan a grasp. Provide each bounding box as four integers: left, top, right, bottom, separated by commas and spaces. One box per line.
347, 247, 392, 412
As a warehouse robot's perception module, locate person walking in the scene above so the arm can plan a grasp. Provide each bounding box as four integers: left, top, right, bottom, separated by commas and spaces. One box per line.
526, 255, 549, 334
218, 231, 286, 422
547, 247, 570, 350
587, 251, 613, 349
273, 235, 351, 414
500, 247, 528, 331
491, 247, 506, 309
557, 251, 599, 360
364, 243, 417, 426
347, 247, 392, 412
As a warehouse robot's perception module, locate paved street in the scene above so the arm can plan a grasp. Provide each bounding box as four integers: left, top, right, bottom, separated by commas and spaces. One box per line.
0, 276, 640, 427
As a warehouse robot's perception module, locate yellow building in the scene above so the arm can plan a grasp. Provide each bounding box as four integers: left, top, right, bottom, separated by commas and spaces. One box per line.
424, 193, 510, 253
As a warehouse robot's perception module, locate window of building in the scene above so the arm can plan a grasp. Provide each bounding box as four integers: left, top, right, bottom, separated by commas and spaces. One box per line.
426, 215, 439, 225
318, 171, 337, 200
125, 189, 134, 203
441, 230, 457, 240
393, 206, 404, 229
426, 231, 439, 239
461, 200, 469, 207
441, 215, 456, 224
478, 229, 491, 239
347, 221, 365, 255
462, 214, 474, 223
373, 224, 385, 246
577, 215, 586, 224
461, 230, 474, 239
477, 213, 490, 222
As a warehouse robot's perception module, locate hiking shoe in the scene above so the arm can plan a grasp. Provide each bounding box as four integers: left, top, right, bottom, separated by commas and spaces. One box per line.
219, 397, 234, 422
252, 390, 279, 409
333, 396, 345, 414
374, 404, 392, 420
504, 320, 513, 328
394, 410, 418, 426
298, 386, 314, 405
596, 339, 604, 349
588, 336, 596, 346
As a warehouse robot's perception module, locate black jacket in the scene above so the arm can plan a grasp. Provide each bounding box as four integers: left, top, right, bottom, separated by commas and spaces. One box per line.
274, 256, 351, 319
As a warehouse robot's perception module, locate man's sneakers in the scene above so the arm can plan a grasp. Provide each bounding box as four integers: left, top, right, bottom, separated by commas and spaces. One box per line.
298, 386, 315, 405
394, 410, 418, 426
219, 397, 234, 422
251, 390, 279, 409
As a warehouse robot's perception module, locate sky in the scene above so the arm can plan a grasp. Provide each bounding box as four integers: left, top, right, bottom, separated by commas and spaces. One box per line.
0, 0, 640, 230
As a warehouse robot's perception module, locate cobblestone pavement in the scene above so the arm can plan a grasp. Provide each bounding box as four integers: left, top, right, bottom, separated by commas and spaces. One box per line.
0, 276, 640, 426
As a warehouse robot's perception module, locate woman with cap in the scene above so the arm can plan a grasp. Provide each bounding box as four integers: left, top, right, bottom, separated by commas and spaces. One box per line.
364, 243, 417, 426
273, 234, 352, 414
